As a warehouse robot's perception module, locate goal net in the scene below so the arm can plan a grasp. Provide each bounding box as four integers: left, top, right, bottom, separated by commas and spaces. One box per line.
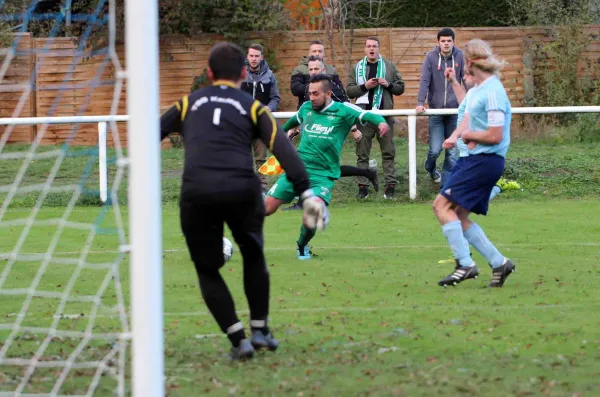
0, 0, 162, 396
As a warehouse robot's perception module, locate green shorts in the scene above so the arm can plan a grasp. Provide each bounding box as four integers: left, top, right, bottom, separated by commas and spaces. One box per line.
267, 174, 335, 204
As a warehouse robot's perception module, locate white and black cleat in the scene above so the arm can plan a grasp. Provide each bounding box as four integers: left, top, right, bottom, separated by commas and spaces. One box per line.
488, 259, 516, 288
438, 263, 480, 287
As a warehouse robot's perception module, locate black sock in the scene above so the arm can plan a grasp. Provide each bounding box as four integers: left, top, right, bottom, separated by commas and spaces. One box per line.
340, 165, 372, 178
226, 322, 247, 347
250, 319, 270, 335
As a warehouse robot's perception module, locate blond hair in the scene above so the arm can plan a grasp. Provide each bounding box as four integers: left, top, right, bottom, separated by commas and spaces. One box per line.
464, 39, 506, 77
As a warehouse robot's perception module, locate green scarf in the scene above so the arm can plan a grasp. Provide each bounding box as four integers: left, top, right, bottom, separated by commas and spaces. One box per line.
355, 55, 386, 110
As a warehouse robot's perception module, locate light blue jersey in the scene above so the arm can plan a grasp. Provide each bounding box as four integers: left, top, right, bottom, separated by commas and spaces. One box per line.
456, 88, 475, 158
466, 76, 511, 158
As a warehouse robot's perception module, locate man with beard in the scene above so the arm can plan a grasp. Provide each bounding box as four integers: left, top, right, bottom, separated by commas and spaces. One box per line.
241, 43, 281, 194
264, 74, 389, 260
281, 56, 380, 212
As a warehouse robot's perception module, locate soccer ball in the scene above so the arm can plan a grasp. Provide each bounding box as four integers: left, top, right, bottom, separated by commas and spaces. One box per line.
223, 237, 234, 262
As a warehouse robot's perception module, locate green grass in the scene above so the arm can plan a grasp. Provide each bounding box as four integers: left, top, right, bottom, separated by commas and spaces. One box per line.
1, 141, 600, 395
1, 200, 600, 396
1, 139, 599, 208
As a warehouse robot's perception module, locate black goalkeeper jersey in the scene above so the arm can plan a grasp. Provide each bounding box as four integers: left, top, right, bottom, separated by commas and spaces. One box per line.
160, 80, 309, 198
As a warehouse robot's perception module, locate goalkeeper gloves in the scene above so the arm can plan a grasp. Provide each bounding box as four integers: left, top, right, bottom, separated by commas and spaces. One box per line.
299, 189, 330, 231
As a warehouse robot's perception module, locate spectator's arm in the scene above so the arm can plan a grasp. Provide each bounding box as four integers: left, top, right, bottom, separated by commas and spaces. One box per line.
290, 68, 307, 97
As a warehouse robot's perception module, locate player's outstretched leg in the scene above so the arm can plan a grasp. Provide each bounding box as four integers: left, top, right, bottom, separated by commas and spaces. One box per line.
440, 183, 503, 264
297, 224, 315, 260
265, 178, 330, 260
282, 201, 303, 211
488, 185, 502, 202
296, 195, 329, 260
340, 165, 379, 192
265, 174, 296, 215
488, 178, 521, 202
432, 194, 479, 286
264, 194, 287, 216
439, 187, 500, 264
462, 220, 516, 287
227, 196, 280, 352
496, 178, 521, 192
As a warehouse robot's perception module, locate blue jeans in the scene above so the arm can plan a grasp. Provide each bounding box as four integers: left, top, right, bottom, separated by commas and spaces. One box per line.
424, 114, 457, 185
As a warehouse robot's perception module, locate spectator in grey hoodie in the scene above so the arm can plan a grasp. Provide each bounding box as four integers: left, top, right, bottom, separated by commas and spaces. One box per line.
416, 28, 465, 186
241, 43, 281, 193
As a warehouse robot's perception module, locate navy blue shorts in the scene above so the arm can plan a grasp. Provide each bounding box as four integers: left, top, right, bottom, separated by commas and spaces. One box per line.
440, 154, 505, 215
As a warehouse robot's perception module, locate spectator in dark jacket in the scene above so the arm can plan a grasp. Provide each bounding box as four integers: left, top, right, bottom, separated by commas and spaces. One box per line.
240, 43, 281, 193
304, 56, 348, 103
290, 40, 343, 109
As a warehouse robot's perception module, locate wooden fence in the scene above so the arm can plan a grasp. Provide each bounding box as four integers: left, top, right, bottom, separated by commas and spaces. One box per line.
1, 26, 599, 146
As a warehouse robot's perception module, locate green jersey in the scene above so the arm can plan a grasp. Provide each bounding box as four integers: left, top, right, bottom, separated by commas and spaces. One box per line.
282, 101, 386, 179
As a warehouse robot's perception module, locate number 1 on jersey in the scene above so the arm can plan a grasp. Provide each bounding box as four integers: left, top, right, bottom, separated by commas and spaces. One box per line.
213, 108, 222, 125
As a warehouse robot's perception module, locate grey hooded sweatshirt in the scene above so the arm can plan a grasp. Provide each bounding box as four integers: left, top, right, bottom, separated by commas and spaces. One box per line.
241, 59, 281, 112
417, 45, 465, 109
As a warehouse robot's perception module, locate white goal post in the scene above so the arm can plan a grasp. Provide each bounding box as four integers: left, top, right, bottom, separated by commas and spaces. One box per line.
124, 0, 164, 395
1, 105, 598, 201
0, 0, 163, 394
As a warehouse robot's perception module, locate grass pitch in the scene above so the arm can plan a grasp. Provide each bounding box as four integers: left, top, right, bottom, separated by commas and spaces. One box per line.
1, 140, 599, 396
2, 200, 600, 396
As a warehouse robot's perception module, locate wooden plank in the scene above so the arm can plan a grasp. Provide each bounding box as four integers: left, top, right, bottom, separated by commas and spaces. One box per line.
3, 27, 599, 146
1, 33, 35, 142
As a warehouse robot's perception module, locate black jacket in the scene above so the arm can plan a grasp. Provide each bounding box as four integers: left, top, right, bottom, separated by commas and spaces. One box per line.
298, 74, 349, 105
290, 56, 348, 108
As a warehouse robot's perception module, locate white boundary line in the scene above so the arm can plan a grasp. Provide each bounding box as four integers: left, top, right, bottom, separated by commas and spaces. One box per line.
158, 303, 600, 317
4, 302, 598, 322
1, 241, 598, 257
2, 198, 599, 214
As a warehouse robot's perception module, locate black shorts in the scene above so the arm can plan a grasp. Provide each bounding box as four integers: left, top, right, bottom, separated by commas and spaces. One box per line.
179, 188, 265, 271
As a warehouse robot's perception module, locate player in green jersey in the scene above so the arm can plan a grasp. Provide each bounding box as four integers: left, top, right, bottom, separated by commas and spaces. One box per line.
264, 74, 389, 260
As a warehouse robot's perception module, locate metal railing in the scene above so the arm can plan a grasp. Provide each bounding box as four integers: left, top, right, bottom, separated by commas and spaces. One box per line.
1, 105, 599, 201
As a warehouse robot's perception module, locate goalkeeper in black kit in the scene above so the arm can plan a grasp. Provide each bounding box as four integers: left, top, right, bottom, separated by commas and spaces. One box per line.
159, 42, 329, 360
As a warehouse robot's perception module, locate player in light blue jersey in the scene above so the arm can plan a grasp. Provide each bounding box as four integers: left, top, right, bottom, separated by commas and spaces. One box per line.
432, 39, 516, 288
437, 64, 520, 265
453, 74, 473, 159
449, 68, 520, 193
